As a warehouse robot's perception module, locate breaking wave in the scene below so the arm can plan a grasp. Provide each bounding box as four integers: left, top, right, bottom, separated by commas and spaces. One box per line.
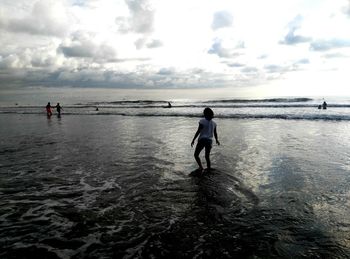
2, 98, 350, 121
203, 97, 313, 103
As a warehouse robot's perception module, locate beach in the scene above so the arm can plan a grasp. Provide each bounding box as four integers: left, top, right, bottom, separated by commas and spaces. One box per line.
2, 0, 350, 256
1, 106, 350, 258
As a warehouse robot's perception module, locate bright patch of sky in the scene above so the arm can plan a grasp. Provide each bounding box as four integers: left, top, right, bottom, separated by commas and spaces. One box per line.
0, 0, 350, 96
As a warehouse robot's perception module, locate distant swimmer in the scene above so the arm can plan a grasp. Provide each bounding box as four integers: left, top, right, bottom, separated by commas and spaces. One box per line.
318, 105, 322, 109
46, 102, 53, 117
167, 102, 172, 108
54, 103, 63, 116
322, 101, 327, 110
95, 107, 99, 111
191, 107, 220, 173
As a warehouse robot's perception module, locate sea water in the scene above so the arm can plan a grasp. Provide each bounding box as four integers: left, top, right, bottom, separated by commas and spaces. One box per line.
1, 89, 350, 258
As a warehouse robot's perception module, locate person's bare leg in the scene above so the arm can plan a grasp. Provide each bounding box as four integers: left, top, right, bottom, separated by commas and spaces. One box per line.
205, 146, 211, 171
194, 145, 204, 171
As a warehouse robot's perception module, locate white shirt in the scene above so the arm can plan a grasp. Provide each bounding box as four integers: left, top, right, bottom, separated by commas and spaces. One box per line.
198, 118, 216, 140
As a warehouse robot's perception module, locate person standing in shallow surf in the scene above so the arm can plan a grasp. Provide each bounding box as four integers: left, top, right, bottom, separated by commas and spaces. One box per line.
322, 100, 327, 110
46, 102, 53, 117
55, 103, 63, 116
191, 107, 220, 172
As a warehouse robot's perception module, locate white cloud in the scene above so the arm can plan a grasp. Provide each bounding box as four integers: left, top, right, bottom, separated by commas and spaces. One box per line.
58, 31, 118, 61
310, 38, 350, 51
342, 0, 350, 17
115, 0, 155, 36
146, 39, 163, 48
280, 15, 312, 45
212, 11, 233, 30
0, 0, 70, 37
0, 0, 350, 94
208, 40, 244, 58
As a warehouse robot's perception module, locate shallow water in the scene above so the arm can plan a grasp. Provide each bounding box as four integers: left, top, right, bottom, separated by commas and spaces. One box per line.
1, 114, 350, 258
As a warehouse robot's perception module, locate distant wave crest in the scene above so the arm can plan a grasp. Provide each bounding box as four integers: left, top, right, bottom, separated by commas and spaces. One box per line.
203, 98, 313, 103
2, 97, 349, 121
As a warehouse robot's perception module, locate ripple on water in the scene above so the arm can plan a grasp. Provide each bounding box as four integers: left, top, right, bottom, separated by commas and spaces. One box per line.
1, 116, 350, 258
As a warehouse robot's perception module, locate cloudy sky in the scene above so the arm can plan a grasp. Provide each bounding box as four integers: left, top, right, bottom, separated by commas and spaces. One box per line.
1, 0, 350, 96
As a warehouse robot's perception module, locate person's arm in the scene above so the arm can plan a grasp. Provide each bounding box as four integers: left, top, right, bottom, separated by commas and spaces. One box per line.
214, 126, 220, 145
191, 124, 203, 147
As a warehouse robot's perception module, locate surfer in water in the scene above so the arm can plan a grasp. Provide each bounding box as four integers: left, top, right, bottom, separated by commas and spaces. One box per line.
191, 107, 220, 172
46, 102, 53, 117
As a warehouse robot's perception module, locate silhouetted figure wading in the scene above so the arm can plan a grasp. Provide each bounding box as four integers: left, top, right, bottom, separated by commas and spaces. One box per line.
46, 102, 53, 117
55, 103, 63, 116
322, 101, 327, 110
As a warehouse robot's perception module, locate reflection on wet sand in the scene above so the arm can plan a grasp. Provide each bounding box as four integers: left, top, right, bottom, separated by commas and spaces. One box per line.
1, 115, 350, 258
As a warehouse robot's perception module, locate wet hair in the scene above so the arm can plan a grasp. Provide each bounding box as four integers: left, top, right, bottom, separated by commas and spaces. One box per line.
203, 107, 214, 120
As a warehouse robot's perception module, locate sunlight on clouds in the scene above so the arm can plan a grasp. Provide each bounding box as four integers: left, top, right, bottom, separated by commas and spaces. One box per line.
261, 68, 350, 97
0, 0, 350, 94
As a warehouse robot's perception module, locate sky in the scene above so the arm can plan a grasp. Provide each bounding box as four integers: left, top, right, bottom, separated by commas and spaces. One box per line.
1, 0, 350, 96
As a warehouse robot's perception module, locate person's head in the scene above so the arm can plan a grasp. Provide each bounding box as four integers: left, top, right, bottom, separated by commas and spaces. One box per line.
57, 103, 60, 105
203, 107, 214, 120
48, 102, 50, 105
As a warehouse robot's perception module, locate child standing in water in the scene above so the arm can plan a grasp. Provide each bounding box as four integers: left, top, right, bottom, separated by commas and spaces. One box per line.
55, 103, 63, 116
46, 102, 52, 117
191, 107, 220, 172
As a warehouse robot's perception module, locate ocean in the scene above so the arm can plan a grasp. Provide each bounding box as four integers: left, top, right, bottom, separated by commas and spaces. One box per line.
1, 88, 350, 258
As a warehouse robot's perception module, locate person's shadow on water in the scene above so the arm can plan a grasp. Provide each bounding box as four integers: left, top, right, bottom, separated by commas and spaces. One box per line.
189, 168, 259, 220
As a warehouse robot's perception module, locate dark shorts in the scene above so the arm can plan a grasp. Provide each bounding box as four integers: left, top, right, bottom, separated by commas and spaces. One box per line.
195, 138, 212, 154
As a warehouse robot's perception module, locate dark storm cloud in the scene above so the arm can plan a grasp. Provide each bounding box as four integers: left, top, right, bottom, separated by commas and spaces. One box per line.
211, 11, 233, 30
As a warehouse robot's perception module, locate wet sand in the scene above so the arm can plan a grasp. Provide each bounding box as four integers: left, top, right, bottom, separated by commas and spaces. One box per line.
0, 114, 350, 258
